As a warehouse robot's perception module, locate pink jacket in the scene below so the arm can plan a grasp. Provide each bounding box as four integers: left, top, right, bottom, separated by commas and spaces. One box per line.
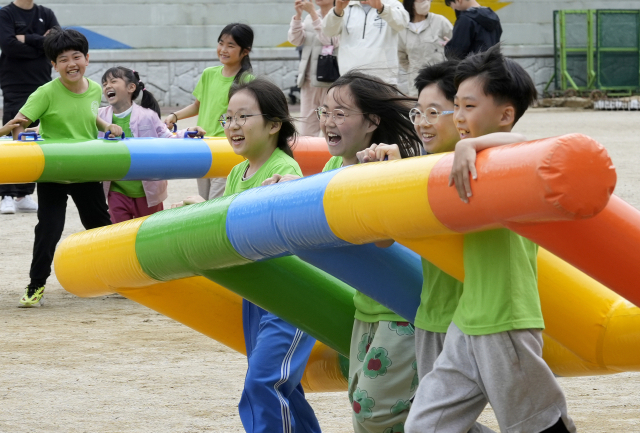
98, 103, 187, 207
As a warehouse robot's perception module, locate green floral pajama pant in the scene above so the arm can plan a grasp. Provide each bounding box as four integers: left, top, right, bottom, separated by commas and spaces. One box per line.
348, 319, 418, 433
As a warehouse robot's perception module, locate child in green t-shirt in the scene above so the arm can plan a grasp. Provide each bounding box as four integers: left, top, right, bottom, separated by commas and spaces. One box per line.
405, 46, 576, 433
165, 23, 254, 201
11, 28, 123, 308
172, 77, 321, 433
265, 70, 424, 433
98, 66, 205, 224
355, 62, 523, 433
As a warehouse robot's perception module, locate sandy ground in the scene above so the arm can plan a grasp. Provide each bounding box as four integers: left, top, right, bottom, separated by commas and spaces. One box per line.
1, 108, 639, 432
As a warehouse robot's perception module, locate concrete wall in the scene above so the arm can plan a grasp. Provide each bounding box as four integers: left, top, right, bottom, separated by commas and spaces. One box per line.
39, 0, 640, 50
1, 1, 637, 106
83, 49, 300, 108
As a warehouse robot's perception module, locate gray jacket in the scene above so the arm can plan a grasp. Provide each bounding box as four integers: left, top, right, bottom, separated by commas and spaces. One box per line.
398, 13, 452, 96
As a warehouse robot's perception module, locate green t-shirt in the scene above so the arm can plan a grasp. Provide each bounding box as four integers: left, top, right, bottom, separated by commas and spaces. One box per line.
414, 259, 463, 333
193, 66, 252, 138
322, 156, 406, 323
20, 78, 101, 140
453, 228, 544, 335
109, 114, 145, 198
224, 148, 302, 196
322, 155, 343, 171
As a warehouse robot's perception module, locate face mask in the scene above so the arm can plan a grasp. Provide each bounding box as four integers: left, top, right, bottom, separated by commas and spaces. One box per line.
414, 1, 430, 15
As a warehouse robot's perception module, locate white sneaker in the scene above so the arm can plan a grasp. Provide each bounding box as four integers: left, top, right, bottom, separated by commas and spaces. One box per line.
0, 196, 15, 214
15, 195, 38, 213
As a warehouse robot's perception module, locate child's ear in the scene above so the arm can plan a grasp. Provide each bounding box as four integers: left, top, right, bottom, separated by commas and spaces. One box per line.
366, 114, 380, 133
269, 121, 282, 136
128, 82, 137, 94
499, 105, 515, 127
51, 61, 58, 71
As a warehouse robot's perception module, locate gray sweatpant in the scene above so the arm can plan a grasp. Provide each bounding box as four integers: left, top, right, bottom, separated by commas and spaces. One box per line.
196, 177, 227, 200
406, 323, 576, 433
411, 328, 496, 433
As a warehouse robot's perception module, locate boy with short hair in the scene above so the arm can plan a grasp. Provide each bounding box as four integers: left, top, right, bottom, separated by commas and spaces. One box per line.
443, 0, 501, 60
405, 45, 576, 433
366, 59, 523, 433
12, 27, 122, 307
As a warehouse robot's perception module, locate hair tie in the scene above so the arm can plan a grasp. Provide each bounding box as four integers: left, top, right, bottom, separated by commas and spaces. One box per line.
143, 88, 146, 91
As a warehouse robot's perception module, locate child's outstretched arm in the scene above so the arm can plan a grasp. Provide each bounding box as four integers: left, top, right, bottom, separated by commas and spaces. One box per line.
1, 118, 27, 138
96, 116, 124, 137
449, 132, 527, 203
261, 173, 301, 186
165, 100, 200, 130
10, 113, 33, 139
356, 143, 401, 163
171, 195, 206, 209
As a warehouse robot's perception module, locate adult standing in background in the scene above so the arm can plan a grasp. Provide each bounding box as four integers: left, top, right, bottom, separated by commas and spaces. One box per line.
322, 0, 409, 86
288, 0, 339, 136
0, 0, 58, 214
398, 0, 451, 96
443, 0, 501, 60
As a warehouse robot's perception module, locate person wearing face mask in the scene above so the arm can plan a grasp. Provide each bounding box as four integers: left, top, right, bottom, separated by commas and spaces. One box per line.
398, 0, 452, 96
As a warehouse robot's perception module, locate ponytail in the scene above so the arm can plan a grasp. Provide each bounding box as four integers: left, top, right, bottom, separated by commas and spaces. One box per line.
218, 23, 254, 84
101, 66, 162, 119
132, 71, 162, 119
236, 55, 253, 85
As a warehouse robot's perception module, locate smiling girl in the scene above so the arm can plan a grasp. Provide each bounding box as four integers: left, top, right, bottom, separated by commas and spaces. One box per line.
165, 23, 254, 201
264, 70, 421, 433
99, 66, 204, 224
173, 77, 321, 433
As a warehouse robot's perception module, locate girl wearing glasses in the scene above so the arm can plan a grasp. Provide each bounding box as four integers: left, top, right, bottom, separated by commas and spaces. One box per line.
173, 77, 321, 433
264, 70, 421, 433
358, 60, 525, 433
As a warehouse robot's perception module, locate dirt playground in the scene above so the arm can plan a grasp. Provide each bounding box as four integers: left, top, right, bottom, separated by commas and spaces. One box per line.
1, 108, 639, 432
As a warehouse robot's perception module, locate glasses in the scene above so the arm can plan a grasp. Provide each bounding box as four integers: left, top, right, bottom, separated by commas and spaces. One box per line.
219, 112, 266, 128
315, 107, 365, 125
409, 107, 454, 126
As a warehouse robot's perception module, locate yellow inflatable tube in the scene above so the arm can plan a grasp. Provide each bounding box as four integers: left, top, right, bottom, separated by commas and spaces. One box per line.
54, 218, 347, 393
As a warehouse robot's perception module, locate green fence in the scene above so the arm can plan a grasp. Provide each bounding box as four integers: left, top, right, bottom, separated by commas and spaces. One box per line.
551, 9, 640, 93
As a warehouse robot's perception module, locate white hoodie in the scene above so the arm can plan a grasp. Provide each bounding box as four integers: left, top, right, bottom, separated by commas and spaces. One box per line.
323, 0, 409, 85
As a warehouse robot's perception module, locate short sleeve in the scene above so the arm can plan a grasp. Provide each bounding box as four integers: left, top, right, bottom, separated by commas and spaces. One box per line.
271, 161, 303, 177
193, 69, 208, 100
19, 85, 49, 122
223, 164, 243, 196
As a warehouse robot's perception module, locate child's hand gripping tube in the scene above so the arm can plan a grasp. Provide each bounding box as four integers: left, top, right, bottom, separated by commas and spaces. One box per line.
104, 131, 126, 140
17, 131, 41, 141
184, 130, 203, 139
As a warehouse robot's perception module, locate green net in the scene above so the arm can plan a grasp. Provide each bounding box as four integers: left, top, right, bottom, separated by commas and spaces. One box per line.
553, 9, 639, 91
597, 11, 640, 90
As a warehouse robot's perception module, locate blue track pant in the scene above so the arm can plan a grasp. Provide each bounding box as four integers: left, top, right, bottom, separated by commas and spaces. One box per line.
239, 300, 322, 433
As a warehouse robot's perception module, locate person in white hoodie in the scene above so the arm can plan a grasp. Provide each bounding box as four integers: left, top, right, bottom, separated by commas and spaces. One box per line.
398, 0, 452, 96
322, 0, 409, 86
